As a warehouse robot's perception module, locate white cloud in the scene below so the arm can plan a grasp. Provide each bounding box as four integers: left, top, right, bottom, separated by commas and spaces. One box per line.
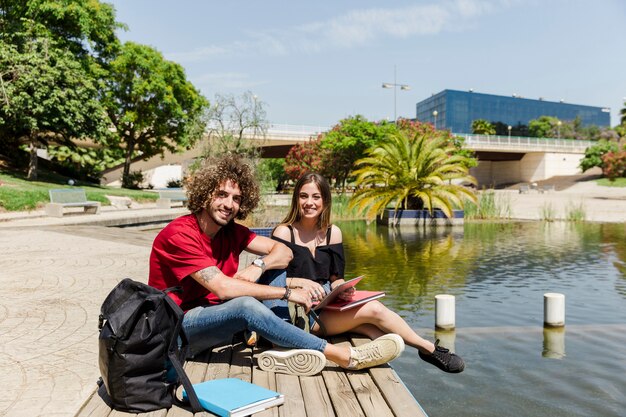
165, 45, 228, 63
170, 0, 512, 62
192, 72, 268, 90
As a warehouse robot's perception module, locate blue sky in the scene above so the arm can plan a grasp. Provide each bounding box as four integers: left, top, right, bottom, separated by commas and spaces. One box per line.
108, 0, 626, 128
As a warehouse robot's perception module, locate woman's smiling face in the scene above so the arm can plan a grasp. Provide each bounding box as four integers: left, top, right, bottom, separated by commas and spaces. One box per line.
298, 181, 324, 220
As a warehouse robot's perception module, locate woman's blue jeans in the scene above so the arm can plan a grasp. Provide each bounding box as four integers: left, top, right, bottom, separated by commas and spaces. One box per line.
182, 270, 327, 356
258, 271, 331, 329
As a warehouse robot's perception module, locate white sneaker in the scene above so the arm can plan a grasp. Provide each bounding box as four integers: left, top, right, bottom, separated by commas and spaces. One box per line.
347, 334, 405, 370
257, 348, 326, 376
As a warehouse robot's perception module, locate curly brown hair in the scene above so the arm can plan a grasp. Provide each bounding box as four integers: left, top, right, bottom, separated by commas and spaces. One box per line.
184, 155, 260, 220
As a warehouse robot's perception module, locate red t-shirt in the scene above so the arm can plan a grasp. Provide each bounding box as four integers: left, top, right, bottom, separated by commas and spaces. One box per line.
148, 214, 256, 311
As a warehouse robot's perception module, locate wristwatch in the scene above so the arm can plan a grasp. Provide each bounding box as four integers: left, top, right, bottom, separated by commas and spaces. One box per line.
252, 258, 266, 273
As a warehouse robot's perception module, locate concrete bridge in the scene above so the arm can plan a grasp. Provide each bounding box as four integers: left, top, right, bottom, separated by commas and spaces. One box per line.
100, 124, 594, 188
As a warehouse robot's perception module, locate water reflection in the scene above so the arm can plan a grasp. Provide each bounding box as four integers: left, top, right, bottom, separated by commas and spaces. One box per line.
337, 221, 626, 417
434, 329, 456, 353
543, 327, 566, 359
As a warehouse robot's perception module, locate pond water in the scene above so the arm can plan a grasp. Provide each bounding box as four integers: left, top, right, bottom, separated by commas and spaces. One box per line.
337, 221, 626, 417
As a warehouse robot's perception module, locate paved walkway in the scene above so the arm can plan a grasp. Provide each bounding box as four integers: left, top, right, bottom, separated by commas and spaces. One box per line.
496, 180, 626, 222
0, 181, 624, 417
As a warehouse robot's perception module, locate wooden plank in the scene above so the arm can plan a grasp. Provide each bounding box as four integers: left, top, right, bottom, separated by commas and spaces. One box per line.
300, 375, 335, 417
138, 410, 168, 417
167, 350, 213, 417
251, 359, 279, 417
345, 370, 394, 417
204, 343, 234, 381
228, 342, 253, 382
74, 385, 113, 417
321, 337, 365, 417
276, 374, 306, 417
351, 336, 428, 417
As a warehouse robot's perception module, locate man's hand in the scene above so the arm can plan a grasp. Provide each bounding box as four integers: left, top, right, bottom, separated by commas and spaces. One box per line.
287, 287, 313, 311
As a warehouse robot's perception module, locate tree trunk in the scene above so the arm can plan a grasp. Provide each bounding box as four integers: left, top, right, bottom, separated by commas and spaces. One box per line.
27, 135, 38, 181
121, 136, 135, 188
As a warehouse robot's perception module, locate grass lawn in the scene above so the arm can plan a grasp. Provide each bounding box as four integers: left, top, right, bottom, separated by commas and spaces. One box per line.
596, 177, 626, 187
0, 170, 158, 212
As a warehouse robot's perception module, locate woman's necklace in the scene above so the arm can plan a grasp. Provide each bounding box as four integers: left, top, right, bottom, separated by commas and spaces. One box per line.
294, 224, 325, 255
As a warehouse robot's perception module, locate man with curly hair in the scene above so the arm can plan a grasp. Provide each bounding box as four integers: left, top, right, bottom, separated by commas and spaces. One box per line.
149, 155, 404, 376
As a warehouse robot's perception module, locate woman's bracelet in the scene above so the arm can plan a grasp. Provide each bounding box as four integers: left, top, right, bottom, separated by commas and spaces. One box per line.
281, 286, 291, 300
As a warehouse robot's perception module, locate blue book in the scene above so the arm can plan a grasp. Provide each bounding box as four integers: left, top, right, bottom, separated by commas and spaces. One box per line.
182, 378, 284, 417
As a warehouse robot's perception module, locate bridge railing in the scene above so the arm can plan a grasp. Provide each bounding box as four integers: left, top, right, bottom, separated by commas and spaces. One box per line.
459, 134, 594, 153
267, 123, 330, 139
253, 123, 595, 153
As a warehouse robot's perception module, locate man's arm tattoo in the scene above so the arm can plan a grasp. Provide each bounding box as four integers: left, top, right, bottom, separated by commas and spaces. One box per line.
198, 266, 220, 286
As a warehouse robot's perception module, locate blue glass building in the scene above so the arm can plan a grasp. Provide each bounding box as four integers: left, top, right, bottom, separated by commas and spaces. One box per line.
415, 89, 611, 134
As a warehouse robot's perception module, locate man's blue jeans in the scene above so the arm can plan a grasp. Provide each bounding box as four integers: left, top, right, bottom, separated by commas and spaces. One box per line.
182, 270, 327, 356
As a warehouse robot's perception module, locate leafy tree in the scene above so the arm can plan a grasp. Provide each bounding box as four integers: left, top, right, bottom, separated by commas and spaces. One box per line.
471, 119, 496, 135
620, 100, 626, 126
579, 140, 619, 172
528, 116, 561, 138
0, 0, 122, 179
102, 42, 208, 187
47, 144, 124, 179
348, 129, 477, 220
284, 139, 327, 181
397, 119, 478, 169
0, 32, 109, 180
0, 0, 122, 61
601, 151, 626, 180
257, 158, 288, 192
319, 115, 395, 188
202, 91, 267, 158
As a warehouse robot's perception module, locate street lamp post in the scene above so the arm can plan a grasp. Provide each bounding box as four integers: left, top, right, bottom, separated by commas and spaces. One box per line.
508, 125, 512, 140
382, 65, 410, 121
433, 110, 438, 129
557, 120, 562, 139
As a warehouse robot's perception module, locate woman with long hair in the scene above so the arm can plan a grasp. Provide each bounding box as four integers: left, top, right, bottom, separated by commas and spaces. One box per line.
269, 172, 465, 373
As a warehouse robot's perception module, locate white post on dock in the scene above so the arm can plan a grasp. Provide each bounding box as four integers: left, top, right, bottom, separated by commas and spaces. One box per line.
435, 294, 455, 330
543, 293, 565, 327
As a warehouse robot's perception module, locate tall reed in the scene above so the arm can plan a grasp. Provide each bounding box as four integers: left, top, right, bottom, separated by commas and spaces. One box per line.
565, 201, 586, 222
464, 190, 512, 219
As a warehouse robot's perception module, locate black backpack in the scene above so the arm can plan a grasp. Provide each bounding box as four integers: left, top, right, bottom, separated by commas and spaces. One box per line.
98, 278, 203, 413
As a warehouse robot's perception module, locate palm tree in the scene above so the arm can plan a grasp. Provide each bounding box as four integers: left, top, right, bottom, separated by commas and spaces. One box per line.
471, 119, 496, 135
620, 101, 626, 125
348, 130, 477, 220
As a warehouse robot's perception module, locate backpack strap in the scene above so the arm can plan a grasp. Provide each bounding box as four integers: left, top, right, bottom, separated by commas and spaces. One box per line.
163, 295, 204, 413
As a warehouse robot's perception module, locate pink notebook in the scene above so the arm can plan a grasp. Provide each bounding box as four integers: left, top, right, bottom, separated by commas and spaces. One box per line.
323, 290, 385, 311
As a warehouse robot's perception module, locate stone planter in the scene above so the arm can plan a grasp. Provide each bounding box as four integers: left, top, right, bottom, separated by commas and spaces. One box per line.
377, 209, 464, 227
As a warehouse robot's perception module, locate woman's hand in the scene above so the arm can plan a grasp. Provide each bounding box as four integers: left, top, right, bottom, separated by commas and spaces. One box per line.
337, 286, 355, 301
289, 278, 326, 302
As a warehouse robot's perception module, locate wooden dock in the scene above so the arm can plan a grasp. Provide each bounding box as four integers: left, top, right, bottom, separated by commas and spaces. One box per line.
76, 334, 427, 417
54, 225, 427, 417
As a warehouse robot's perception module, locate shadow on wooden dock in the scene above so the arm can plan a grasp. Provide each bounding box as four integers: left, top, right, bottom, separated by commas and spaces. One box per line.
76, 334, 427, 417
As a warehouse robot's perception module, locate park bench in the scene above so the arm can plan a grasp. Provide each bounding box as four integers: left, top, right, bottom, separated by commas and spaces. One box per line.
518, 184, 530, 194
45, 189, 101, 217
156, 188, 188, 209
539, 185, 556, 193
